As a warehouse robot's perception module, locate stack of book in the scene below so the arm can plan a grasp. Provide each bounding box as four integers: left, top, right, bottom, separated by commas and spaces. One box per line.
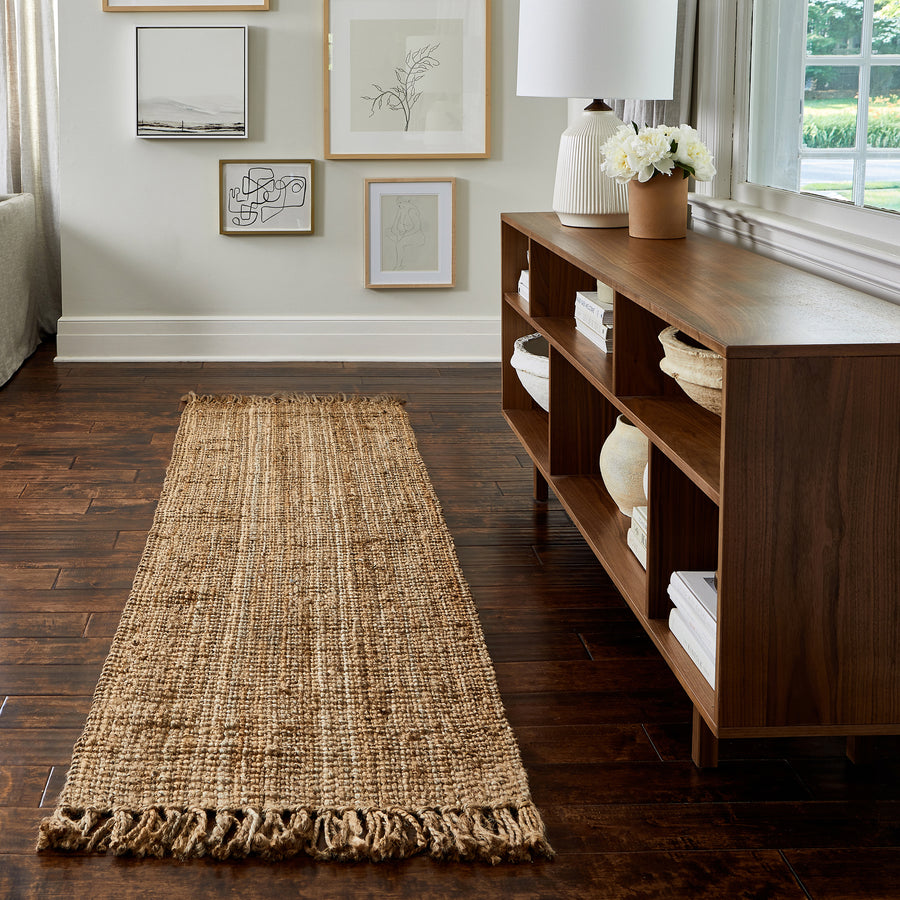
667, 570, 718, 688
574, 289, 613, 352
518, 268, 529, 300
627, 505, 647, 569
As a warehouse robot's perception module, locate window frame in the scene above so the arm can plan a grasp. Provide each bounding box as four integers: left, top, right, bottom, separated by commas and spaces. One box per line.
691, 0, 900, 304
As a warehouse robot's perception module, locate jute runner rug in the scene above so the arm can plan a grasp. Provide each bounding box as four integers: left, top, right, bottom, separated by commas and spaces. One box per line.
37, 394, 552, 863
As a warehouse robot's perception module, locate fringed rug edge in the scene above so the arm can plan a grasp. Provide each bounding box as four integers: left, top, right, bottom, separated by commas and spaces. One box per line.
37, 802, 554, 865
179, 391, 408, 406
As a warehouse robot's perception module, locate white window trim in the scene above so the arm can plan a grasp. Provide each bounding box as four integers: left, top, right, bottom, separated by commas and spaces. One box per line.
690, 0, 900, 306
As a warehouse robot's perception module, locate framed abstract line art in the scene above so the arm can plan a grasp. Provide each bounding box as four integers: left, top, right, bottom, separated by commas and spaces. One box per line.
325, 0, 490, 159
365, 178, 455, 288
106, 1, 267, 10
219, 160, 315, 235
136, 27, 248, 138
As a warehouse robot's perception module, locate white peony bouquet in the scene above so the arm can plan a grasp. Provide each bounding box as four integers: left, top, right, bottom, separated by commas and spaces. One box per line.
600, 123, 716, 184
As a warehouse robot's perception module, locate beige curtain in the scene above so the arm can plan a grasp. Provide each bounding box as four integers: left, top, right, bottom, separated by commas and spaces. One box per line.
608, 0, 698, 128
1, 0, 60, 334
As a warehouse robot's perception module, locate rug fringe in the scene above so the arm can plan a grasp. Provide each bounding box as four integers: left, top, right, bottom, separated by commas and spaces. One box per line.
179, 391, 407, 406
37, 803, 553, 864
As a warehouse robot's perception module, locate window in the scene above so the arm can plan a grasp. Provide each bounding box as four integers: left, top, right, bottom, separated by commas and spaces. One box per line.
747, 0, 900, 214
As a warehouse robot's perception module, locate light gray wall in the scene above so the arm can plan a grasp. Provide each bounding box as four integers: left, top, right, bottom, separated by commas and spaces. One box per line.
56, 0, 564, 360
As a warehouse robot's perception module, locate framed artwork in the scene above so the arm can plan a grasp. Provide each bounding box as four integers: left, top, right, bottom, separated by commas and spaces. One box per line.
325, 0, 490, 159
106, 1, 268, 9
219, 160, 315, 235
365, 178, 456, 288
136, 27, 248, 138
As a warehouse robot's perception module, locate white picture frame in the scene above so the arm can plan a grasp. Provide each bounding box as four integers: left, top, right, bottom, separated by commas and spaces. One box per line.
136, 27, 248, 139
325, 0, 490, 159
106, 1, 268, 10
219, 160, 315, 235
365, 178, 456, 288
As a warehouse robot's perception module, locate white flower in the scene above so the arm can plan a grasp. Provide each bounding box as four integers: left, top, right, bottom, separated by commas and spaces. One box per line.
600, 122, 716, 184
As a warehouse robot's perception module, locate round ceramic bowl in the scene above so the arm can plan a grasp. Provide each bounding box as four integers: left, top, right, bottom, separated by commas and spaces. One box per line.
658, 326, 723, 415
511, 333, 550, 412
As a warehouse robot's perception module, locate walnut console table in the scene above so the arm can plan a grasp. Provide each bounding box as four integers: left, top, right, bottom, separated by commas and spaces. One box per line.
500, 211, 900, 767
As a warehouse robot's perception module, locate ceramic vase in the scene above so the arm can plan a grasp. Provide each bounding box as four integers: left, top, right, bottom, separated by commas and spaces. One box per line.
599, 415, 649, 517
627, 172, 689, 239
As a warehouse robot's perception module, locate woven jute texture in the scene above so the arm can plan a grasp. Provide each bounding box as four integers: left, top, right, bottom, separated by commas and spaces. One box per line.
37, 394, 552, 863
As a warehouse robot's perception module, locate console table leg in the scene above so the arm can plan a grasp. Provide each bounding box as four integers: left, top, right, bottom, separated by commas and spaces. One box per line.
533, 466, 548, 502
691, 708, 719, 768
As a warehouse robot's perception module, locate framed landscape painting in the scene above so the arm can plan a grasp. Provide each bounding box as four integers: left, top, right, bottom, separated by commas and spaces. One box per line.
325, 0, 490, 159
365, 178, 456, 288
107, 1, 268, 9
219, 160, 315, 235
136, 27, 248, 138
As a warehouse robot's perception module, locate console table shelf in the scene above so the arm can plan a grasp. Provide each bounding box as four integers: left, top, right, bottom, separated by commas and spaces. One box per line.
500, 211, 900, 767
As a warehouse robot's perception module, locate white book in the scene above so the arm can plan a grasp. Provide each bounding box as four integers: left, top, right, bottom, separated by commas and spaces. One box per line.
575, 321, 613, 352
627, 526, 647, 569
668, 590, 717, 660
667, 584, 717, 652
518, 270, 529, 300
575, 291, 614, 326
632, 505, 648, 533
669, 607, 716, 688
673, 570, 718, 622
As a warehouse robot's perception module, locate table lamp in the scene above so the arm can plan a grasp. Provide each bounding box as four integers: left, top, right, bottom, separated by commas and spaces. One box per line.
517, 0, 679, 228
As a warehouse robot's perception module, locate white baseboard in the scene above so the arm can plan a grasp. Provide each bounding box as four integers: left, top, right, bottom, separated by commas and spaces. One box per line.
689, 196, 900, 307
55, 316, 502, 362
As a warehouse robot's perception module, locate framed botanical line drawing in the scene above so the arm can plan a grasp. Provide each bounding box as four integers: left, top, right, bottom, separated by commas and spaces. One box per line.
365, 178, 455, 288
325, 0, 490, 159
220, 160, 315, 235
136, 27, 248, 138
106, 1, 267, 10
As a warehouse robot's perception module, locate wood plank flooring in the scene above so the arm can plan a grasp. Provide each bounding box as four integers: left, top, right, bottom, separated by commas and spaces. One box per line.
1, 343, 899, 899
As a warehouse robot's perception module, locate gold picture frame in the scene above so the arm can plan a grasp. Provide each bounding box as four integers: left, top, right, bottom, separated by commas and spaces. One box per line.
104, 1, 268, 11
325, 0, 490, 159
365, 178, 456, 288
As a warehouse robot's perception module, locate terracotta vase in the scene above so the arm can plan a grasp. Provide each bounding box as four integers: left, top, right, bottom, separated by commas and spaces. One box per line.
598, 415, 649, 517
627, 172, 689, 239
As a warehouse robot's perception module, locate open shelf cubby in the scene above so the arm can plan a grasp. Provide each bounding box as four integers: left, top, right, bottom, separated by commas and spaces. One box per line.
501, 211, 900, 767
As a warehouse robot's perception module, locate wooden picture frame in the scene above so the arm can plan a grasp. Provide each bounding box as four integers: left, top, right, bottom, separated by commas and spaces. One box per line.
136, 27, 248, 139
219, 160, 315, 235
365, 178, 456, 288
106, 1, 268, 10
325, 0, 490, 159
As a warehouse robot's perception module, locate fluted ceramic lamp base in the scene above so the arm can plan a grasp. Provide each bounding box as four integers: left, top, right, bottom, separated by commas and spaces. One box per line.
552, 104, 629, 230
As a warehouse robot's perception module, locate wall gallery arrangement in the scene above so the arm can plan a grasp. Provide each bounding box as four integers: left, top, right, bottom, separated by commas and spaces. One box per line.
116, 1, 489, 280
219, 160, 315, 235
365, 178, 456, 289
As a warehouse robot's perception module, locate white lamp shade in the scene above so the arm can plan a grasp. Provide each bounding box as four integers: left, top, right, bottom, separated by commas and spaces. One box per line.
517, 0, 678, 100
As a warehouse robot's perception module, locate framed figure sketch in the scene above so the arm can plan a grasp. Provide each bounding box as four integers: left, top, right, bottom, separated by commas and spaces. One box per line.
136, 27, 248, 138
325, 0, 490, 159
220, 160, 315, 235
365, 178, 455, 288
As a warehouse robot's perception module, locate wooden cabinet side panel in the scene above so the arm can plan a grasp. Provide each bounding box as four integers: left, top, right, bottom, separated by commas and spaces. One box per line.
549, 350, 613, 476
529, 242, 596, 318
501, 223, 529, 297
502, 300, 538, 411
613, 296, 681, 397
718, 356, 900, 730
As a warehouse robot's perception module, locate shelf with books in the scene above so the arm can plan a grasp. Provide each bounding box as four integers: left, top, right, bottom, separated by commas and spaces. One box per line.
500, 210, 900, 767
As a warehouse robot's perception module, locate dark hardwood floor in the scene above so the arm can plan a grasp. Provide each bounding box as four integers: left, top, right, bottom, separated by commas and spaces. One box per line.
1, 342, 899, 899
